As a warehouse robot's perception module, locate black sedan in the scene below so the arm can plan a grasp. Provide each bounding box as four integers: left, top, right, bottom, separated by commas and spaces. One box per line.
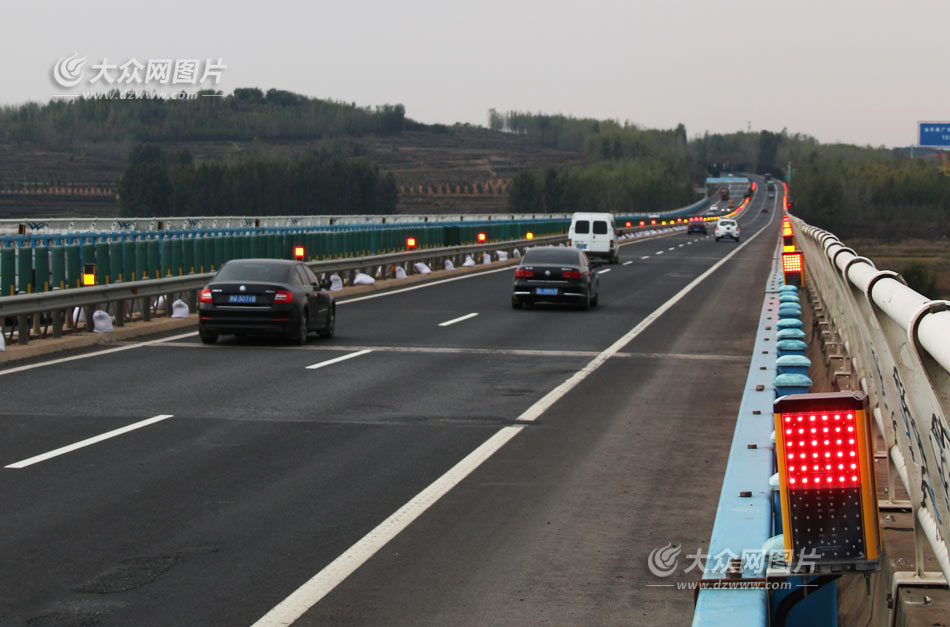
686, 218, 707, 235
512, 247, 599, 309
198, 259, 335, 344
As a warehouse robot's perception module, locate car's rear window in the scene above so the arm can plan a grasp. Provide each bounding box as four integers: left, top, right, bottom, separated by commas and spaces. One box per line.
522, 248, 581, 265
215, 262, 292, 283
593, 220, 608, 234
573, 220, 590, 234
720, 220, 737, 227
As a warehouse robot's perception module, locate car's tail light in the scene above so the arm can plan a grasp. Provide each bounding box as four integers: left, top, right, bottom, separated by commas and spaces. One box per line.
609, 240, 615, 249
515, 268, 534, 278
199, 288, 212, 303
562, 270, 582, 279
273, 290, 293, 303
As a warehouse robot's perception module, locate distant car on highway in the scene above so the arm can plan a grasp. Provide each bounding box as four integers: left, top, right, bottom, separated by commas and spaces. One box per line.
714, 219, 740, 242
198, 258, 335, 344
686, 218, 707, 235
512, 247, 599, 309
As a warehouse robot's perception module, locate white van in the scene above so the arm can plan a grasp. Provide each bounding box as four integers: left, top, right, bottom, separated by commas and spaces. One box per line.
568, 212, 619, 264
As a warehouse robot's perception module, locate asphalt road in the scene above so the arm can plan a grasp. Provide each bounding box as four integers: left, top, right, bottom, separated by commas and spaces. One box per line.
0, 186, 781, 626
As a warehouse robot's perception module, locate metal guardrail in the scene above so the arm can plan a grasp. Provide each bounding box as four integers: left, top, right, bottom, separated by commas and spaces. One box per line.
793, 215, 950, 586
0, 197, 710, 238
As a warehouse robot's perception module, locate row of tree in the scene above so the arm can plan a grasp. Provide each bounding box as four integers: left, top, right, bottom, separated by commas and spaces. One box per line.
118, 146, 398, 217
508, 159, 695, 214
0, 89, 411, 149
490, 109, 950, 242
791, 156, 950, 240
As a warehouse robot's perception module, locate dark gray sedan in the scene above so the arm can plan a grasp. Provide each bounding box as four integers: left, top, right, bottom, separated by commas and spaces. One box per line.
198, 259, 335, 344
512, 247, 600, 310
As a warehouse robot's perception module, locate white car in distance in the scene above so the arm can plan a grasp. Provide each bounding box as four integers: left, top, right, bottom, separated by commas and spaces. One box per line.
714, 219, 740, 242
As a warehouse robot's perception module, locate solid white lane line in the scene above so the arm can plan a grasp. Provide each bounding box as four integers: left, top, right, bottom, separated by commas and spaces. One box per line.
5, 414, 174, 469
597, 268, 611, 275
622, 261, 633, 266
249, 425, 525, 627
438, 312, 479, 327
305, 349, 373, 370
252, 215, 773, 626
0, 332, 199, 376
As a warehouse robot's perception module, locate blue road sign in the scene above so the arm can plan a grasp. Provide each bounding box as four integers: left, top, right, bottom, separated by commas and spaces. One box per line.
918, 121, 950, 147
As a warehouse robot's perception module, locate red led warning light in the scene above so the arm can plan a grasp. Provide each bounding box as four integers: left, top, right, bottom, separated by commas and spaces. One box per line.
782, 412, 861, 488
293, 246, 305, 260
650, 219, 657, 225
782, 251, 803, 273
782, 223, 793, 237
406, 237, 417, 249
625, 221, 632, 228
773, 391, 882, 572
477, 232, 487, 243
639, 220, 646, 227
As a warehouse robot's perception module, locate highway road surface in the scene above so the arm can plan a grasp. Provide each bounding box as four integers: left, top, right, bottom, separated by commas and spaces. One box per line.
0, 186, 781, 626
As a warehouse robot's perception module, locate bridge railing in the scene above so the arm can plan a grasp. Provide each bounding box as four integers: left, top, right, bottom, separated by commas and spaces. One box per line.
793, 215, 950, 585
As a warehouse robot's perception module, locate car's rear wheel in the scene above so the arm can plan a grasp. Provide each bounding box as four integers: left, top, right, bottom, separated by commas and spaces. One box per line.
291, 310, 309, 345
199, 329, 218, 345
582, 289, 592, 310
591, 290, 599, 307
318, 306, 335, 338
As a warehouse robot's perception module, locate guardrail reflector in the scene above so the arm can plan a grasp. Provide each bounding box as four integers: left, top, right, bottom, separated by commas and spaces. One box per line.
82, 263, 96, 286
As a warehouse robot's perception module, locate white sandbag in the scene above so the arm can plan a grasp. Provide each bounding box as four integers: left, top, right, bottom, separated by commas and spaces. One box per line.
496, 250, 508, 261
92, 310, 114, 333
414, 262, 432, 275
482, 252, 491, 264
171, 299, 190, 318
462, 255, 476, 267
72, 308, 85, 324
0, 330, 5, 352
395, 266, 408, 279
329, 274, 344, 290
444, 259, 455, 271
353, 271, 376, 285
153, 295, 166, 310
512, 249, 521, 258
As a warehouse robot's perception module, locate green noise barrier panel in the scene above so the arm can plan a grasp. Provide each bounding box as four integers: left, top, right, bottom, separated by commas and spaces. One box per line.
51, 246, 66, 290
34, 246, 50, 292
17, 246, 33, 294
66, 245, 81, 288
1, 248, 14, 295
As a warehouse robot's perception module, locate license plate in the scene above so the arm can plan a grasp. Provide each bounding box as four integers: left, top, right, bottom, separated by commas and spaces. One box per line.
536, 288, 558, 295
228, 294, 257, 304
576, 244, 587, 249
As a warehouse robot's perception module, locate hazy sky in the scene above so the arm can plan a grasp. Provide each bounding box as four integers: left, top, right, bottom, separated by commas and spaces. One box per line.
2, 0, 944, 148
